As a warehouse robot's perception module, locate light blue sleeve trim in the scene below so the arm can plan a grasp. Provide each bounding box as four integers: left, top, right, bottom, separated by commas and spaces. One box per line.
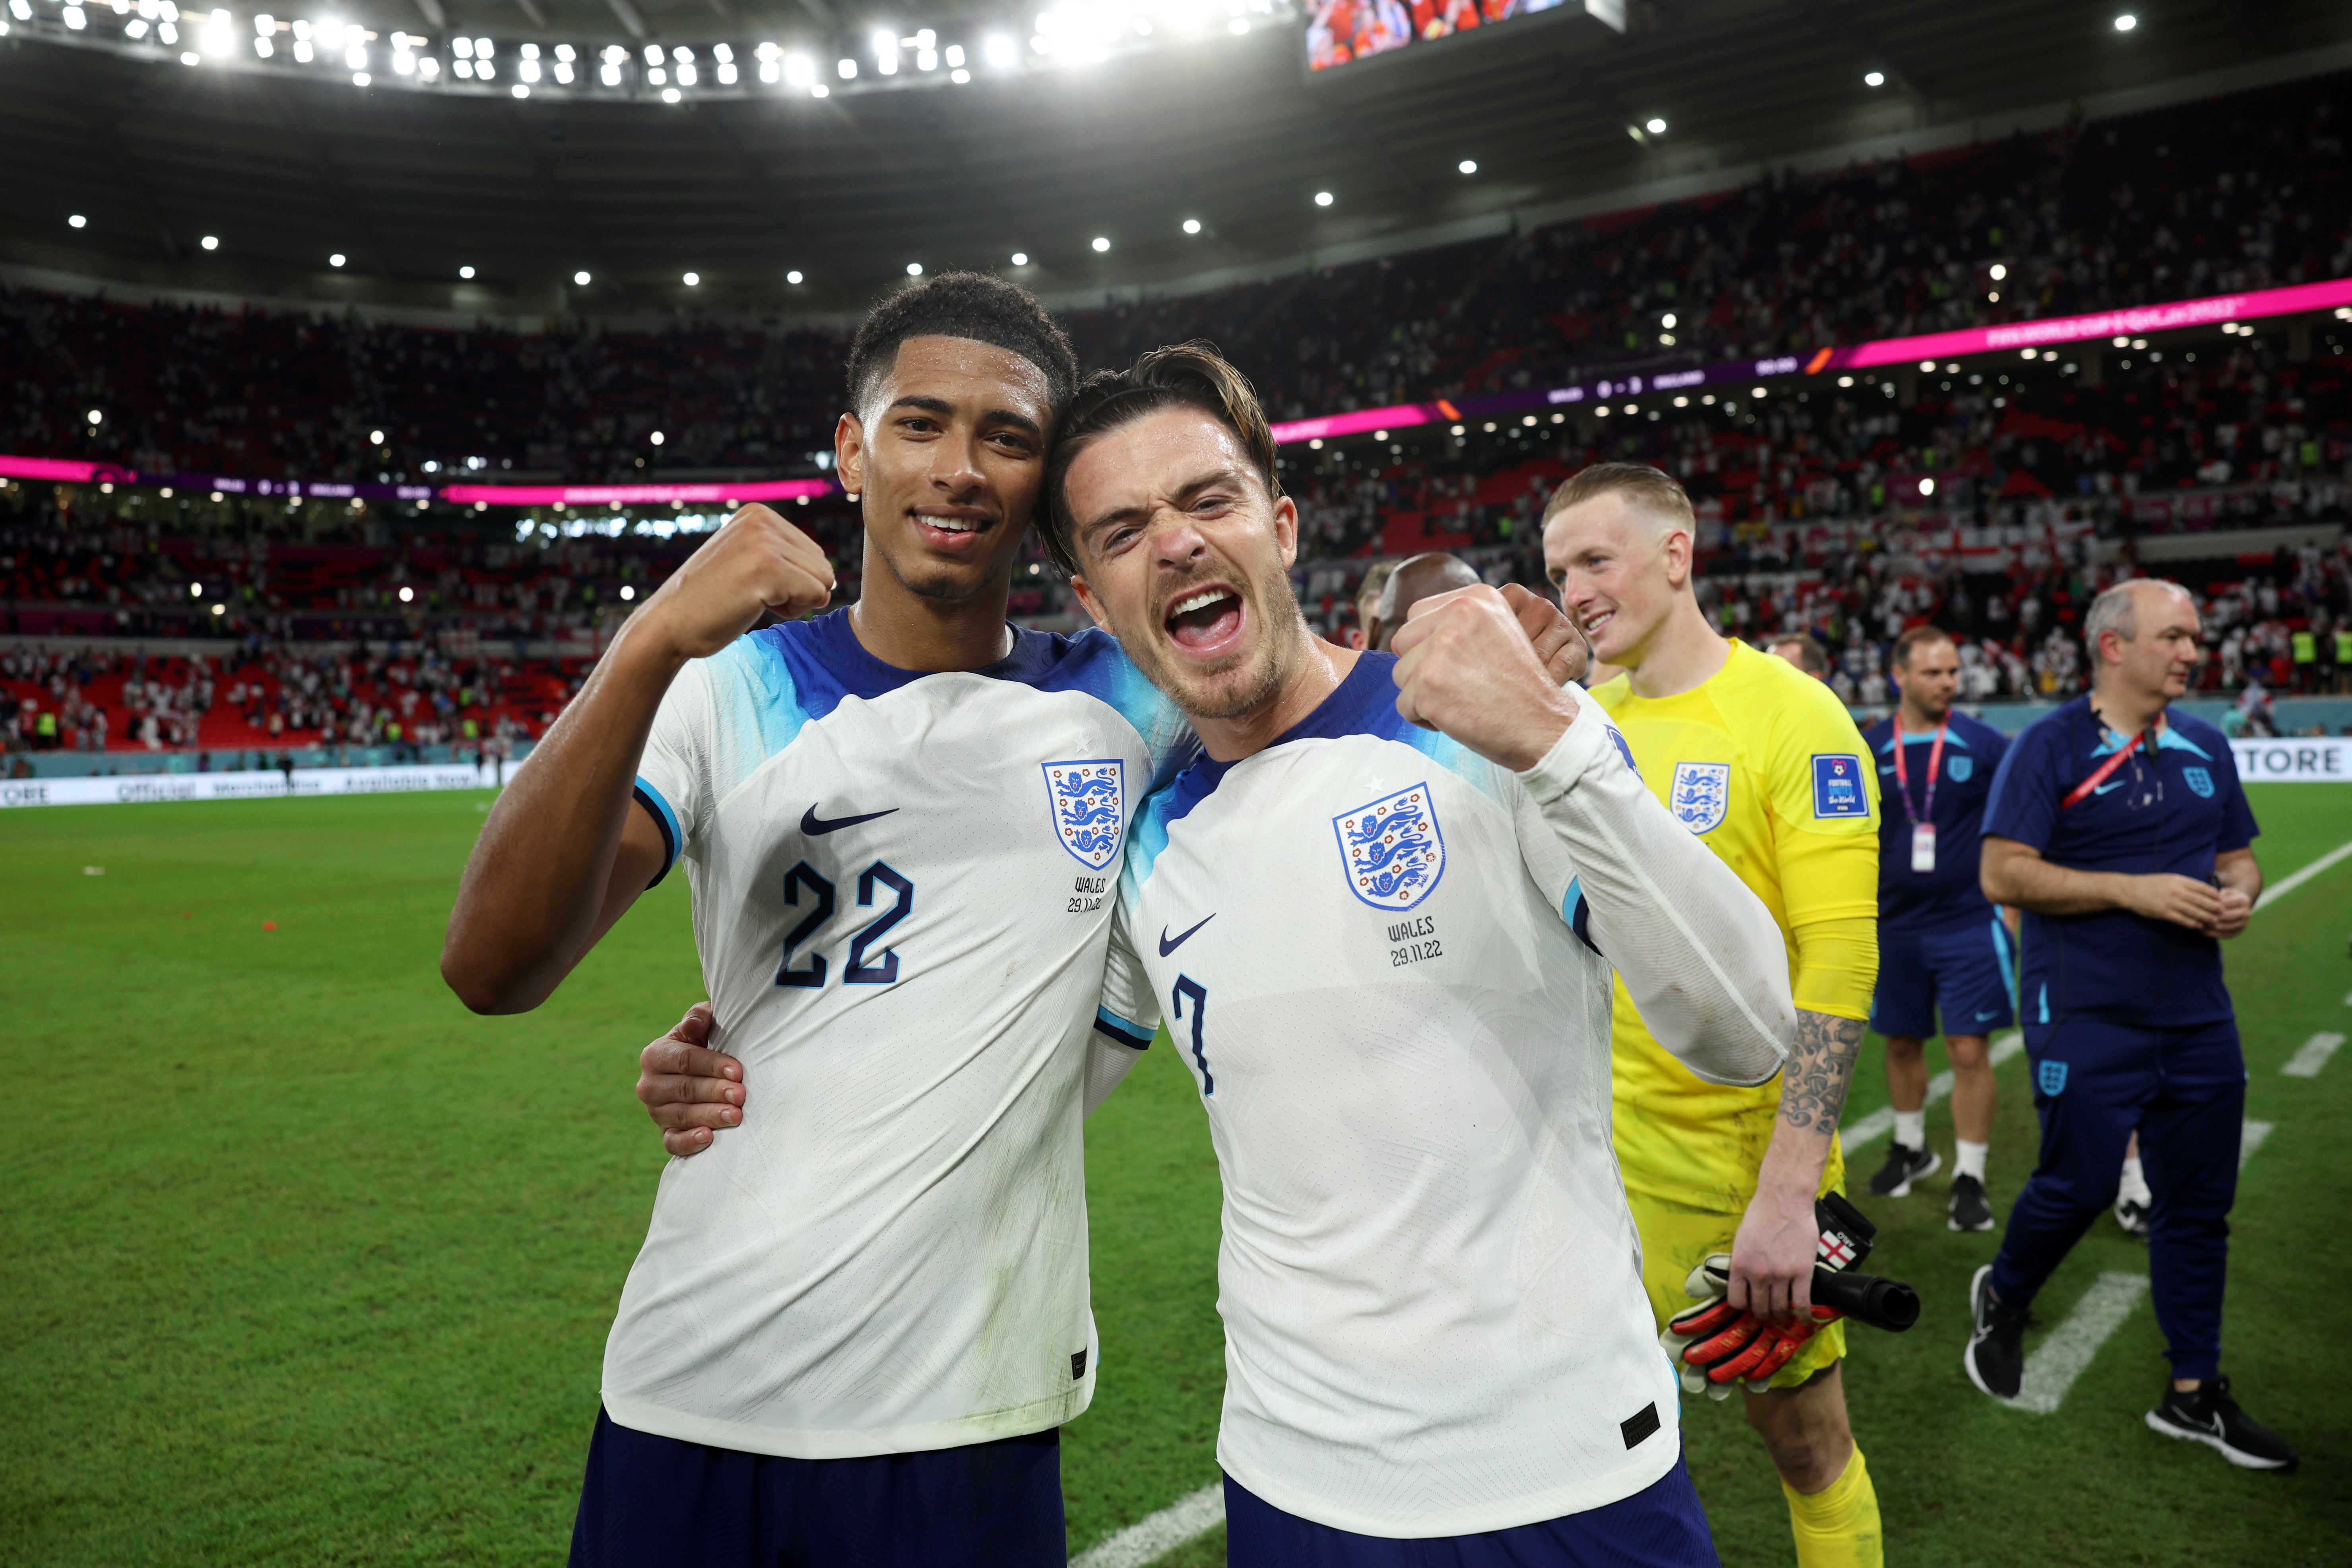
1093, 1007, 1154, 1051
632, 776, 683, 886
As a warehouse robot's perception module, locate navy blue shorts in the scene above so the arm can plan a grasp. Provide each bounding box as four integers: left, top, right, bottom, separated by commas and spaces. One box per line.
567, 1407, 1065, 1568
1223, 1453, 1718, 1567
1870, 916, 2015, 1040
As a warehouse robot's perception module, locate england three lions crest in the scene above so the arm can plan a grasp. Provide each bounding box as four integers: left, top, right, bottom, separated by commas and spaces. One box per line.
1670, 762, 1731, 834
1334, 782, 1446, 910
1043, 759, 1127, 869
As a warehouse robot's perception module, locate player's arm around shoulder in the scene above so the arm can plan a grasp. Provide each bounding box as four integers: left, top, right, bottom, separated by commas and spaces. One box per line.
442, 505, 835, 1014
1388, 586, 1794, 1085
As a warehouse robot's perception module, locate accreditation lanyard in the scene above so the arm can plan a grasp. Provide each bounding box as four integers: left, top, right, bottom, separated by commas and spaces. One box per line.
1890, 720, 1946, 873
2061, 730, 2145, 810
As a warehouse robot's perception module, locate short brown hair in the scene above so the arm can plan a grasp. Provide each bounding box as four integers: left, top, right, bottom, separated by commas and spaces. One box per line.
1541, 462, 1696, 534
1891, 624, 1957, 670
1039, 340, 1282, 576
1769, 632, 1830, 678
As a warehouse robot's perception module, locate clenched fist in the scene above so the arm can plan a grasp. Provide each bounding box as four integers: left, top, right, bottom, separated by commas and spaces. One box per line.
1388, 584, 1583, 772
633, 503, 837, 663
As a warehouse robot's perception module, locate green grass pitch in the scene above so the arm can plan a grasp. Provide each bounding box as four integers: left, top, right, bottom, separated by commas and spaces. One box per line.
2, 784, 2348, 1564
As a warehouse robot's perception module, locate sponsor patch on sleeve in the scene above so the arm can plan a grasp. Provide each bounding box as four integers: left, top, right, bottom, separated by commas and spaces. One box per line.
1810, 753, 1870, 819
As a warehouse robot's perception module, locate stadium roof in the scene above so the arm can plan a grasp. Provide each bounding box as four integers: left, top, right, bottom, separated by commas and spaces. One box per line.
4, 0, 2349, 322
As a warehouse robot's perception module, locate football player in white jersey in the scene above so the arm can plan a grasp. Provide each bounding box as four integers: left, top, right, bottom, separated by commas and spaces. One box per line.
442, 275, 1197, 1568
1022, 343, 1798, 1562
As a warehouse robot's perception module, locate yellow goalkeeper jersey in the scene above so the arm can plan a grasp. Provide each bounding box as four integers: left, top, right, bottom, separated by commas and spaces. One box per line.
1588, 639, 1880, 1210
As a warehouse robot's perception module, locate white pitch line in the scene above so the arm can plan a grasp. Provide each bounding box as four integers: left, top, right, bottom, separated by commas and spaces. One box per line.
1070, 1483, 1225, 1568
2282, 1032, 2344, 1079
2254, 835, 2352, 912
1842, 1032, 2023, 1150
2010, 1271, 2150, 1415
2241, 1119, 2275, 1172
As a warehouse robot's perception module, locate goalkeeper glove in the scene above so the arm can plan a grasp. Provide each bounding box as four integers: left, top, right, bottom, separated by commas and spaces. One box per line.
1659, 1194, 1881, 1399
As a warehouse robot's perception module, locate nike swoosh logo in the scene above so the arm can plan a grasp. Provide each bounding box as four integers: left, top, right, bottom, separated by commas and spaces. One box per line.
2093, 780, 2125, 795
1977, 1010, 2000, 1020
1159, 915, 1214, 956
801, 805, 898, 835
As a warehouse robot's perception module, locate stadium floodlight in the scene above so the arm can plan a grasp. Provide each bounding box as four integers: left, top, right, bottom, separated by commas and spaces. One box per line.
69, 213, 87, 228
1308, 438, 1323, 449
1010, 252, 1028, 266
600, 61, 620, 85
951, 67, 970, 82
2113, 13, 2136, 31
1989, 262, 2007, 281
651, 431, 666, 446
458, 264, 475, 278
6, 0, 27, 20
1314, 190, 1333, 206
352, 70, 369, 85
813, 83, 829, 96
475, 36, 493, 56
63, 4, 85, 28
784, 52, 812, 85
87, 408, 103, 425
838, 57, 856, 77
873, 27, 898, 73
1092, 236, 1110, 253
329, 253, 346, 267
1645, 116, 1667, 134
1918, 359, 1935, 371
907, 262, 923, 276
511, 83, 529, 97
398, 585, 414, 602
983, 32, 1015, 66
620, 585, 636, 601
1228, 16, 1246, 32
574, 270, 592, 285
786, 269, 804, 284
1864, 70, 1883, 87
1919, 477, 1937, 496
946, 43, 964, 66
190, 581, 202, 597
1458, 159, 1477, 175
369, 429, 384, 444
201, 234, 219, 250
180, 46, 197, 62
1661, 312, 1676, 328
662, 87, 680, 101
682, 272, 699, 286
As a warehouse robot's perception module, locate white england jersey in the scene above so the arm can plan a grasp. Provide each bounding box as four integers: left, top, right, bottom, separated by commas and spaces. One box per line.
1095, 652, 1792, 1537
611, 609, 1187, 1459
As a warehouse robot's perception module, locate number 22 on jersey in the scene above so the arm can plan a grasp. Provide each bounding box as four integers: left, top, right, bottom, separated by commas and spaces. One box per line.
776, 859, 915, 989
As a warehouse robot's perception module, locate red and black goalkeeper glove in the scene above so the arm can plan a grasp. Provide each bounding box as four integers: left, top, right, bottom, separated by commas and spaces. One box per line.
1659, 1195, 1881, 1399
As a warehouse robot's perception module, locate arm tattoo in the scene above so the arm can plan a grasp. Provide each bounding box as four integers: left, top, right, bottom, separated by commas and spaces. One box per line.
1778, 1009, 1864, 1133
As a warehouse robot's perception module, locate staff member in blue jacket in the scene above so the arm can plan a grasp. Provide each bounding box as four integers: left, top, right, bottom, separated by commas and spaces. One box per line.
1861, 626, 2012, 1232
1962, 579, 2296, 1471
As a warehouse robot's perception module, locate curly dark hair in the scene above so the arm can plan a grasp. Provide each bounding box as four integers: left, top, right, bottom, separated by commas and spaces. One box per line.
1037, 340, 1281, 576
843, 271, 1078, 423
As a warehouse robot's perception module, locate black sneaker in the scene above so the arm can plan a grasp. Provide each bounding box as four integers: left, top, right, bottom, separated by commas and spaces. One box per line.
2146, 1376, 2300, 1471
1963, 1264, 2029, 1401
2115, 1193, 2151, 1239
1948, 1173, 1995, 1232
1869, 1141, 1941, 1198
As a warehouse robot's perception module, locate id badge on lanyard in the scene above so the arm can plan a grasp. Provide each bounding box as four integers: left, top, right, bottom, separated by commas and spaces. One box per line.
1892, 720, 1947, 873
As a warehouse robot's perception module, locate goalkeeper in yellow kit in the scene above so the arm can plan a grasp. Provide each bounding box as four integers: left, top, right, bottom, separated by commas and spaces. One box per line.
1544, 464, 1884, 1568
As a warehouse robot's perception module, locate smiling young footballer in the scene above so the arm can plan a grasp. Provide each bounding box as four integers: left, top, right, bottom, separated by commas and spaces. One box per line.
1544, 465, 1884, 1568
1023, 344, 1798, 1563
442, 275, 1198, 1567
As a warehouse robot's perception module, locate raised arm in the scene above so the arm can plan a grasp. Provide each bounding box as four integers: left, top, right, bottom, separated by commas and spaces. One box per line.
1388, 585, 1794, 1085
1515, 708, 1795, 1084
441, 505, 833, 1013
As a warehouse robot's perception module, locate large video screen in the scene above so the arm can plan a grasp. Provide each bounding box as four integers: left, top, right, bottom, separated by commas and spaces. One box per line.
1306, 0, 1570, 72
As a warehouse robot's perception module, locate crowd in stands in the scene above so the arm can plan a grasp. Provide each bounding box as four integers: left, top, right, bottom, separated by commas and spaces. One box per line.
8, 74, 2352, 755
4, 75, 2347, 482
2, 636, 581, 760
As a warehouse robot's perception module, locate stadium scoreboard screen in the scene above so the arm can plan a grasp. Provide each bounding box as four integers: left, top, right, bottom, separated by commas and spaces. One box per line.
1307, 0, 1612, 72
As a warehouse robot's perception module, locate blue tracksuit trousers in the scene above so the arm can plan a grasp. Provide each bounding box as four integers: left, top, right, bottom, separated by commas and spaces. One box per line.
1989, 1015, 2244, 1382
